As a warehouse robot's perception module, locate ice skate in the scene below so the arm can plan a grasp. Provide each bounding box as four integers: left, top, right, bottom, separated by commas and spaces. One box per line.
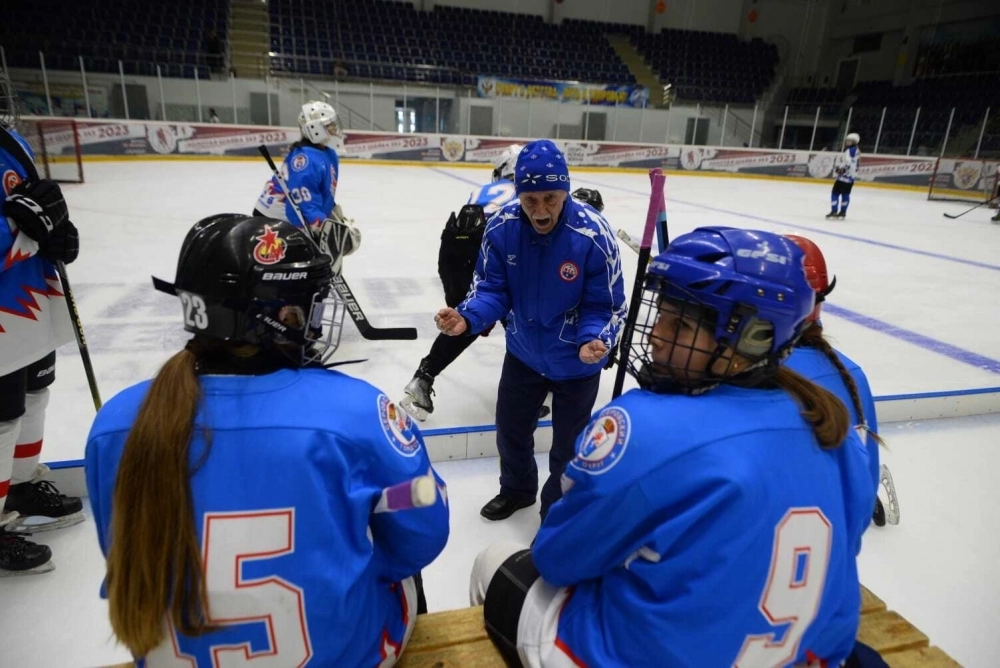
4, 464, 84, 533
835, 210, 846, 219
878, 464, 900, 525
400, 372, 435, 422
0, 516, 53, 577
825, 210, 838, 219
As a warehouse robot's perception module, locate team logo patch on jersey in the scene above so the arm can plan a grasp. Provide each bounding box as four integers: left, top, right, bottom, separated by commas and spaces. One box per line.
378, 394, 420, 457
558, 261, 580, 282
2, 169, 21, 195
253, 224, 287, 265
571, 407, 630, 475
292, 153, 309, 172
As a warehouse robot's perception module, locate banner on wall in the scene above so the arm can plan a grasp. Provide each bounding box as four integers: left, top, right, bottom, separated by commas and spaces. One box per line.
476, 76, 649, 108
26, 117, 965, 189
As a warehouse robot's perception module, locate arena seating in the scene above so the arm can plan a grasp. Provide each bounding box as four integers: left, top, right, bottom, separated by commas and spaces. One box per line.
268, 0, 635, 86
849, 76, 999, 154
0, 0, 223, 79
631, 29, 778, 103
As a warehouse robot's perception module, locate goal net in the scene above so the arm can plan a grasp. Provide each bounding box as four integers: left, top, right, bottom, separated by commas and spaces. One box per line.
928, 158, 999, 207
16, 117, 84, 183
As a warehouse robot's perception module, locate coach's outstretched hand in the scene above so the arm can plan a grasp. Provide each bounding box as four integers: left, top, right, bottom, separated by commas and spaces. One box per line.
435, 307, 468, 336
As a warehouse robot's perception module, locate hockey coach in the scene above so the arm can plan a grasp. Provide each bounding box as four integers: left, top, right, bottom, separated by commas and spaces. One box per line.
434, 139, 626, 523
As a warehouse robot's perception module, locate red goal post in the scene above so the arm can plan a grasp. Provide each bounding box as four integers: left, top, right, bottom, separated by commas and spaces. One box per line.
928, 157, 999, 208
16, 117, 84, 184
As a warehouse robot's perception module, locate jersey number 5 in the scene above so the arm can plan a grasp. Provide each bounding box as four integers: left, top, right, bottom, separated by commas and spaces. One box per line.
734, 508, 832, 667
150, 509, 313, 667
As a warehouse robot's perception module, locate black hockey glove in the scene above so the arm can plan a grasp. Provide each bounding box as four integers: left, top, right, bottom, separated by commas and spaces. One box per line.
39, 219, 79, 264
3, 179, 69, 242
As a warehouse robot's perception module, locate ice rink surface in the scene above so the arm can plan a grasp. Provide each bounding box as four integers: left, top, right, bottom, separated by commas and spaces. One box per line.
2, 160, 999, 666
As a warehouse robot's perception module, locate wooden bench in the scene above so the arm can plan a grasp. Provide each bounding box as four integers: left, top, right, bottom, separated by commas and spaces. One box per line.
397, 587, 959, 668
103, 587, 959, 667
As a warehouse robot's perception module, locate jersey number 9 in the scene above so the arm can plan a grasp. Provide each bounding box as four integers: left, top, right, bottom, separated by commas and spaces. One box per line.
734, 508, 833, 667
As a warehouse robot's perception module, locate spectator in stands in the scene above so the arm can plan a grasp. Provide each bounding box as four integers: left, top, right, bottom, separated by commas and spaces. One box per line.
205, 28, 224, 75
334, 59, 349, 79
208, 108, 220, 123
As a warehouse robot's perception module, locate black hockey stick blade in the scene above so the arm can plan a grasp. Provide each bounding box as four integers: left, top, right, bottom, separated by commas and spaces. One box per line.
331, 275, 417, 340
0, 126, 102, 410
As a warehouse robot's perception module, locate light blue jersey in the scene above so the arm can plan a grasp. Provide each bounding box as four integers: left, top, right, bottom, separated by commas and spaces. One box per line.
467, 179, 517, 216
533, 385, 875, 667
86, 367, 449, 667
786, 345, 881, 495
255, 143, 340, 227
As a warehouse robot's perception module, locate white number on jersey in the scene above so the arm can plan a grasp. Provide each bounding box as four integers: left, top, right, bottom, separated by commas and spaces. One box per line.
733, 508, 832, 667
289, 187, 313, 204
147, 509, 313, 667
179, 292, 209, 330
470, 182, 516, 215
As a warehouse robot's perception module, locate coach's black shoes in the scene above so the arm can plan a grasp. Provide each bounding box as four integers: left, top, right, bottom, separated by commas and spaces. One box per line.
481, 494, 535, 521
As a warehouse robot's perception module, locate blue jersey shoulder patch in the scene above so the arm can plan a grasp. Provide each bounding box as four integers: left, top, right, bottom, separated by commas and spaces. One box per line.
377, 393, 420, 457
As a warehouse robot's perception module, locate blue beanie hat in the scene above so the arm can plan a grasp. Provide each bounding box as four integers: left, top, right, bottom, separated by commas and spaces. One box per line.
514, 140, 571, 195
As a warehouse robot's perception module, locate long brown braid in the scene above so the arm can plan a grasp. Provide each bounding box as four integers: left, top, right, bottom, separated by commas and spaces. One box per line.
799, 324, 885, 447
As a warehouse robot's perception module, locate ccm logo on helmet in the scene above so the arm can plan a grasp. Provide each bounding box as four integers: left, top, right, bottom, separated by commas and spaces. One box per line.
735, 248, 789, 265
262, 271, 308, 281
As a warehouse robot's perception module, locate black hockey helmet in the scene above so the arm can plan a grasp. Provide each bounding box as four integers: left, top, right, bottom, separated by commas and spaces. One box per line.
445, 204, 487, 237
152, 214, 345, 366
571, 187, 604, 213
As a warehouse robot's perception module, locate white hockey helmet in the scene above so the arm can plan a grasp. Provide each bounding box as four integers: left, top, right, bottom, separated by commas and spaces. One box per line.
492, 144, 523, 182
299, 101, 342, 147
845, 132, 860, 146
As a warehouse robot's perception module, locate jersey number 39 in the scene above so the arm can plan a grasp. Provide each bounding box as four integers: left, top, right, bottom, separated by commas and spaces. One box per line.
734, 508, 833, 667
149, 509, 313, 667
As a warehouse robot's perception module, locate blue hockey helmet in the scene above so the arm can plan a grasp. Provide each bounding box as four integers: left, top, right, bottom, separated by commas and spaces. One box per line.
626, 226, 813, 392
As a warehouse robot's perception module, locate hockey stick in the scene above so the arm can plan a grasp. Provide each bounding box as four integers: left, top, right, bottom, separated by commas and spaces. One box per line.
942, 194, 1000, 219
611, 169, 666, 399
616, 228, 640, 255
257, 145, 417, 341
0, 126, 102, 411
374, 474, 437, 514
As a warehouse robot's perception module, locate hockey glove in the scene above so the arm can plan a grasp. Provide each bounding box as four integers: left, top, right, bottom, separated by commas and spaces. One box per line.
39, 219, 79, 264
3, 179, 69, 242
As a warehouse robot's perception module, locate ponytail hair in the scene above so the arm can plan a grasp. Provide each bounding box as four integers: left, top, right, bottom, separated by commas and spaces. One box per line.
774, 366, 850, 450
798, 325, 885, 447
106, 340, 215, 656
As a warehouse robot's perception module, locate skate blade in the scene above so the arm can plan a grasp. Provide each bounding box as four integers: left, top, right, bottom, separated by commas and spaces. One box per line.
879, 464, 900, 526
0, 560, 55, 577
399, 396, 428, 422
8, 511, 85, 534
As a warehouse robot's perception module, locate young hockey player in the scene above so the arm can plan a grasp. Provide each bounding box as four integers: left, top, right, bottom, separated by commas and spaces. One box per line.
85, 215, 449, 665
827, 132, 860, 219
784, 233, 897, 527
400, 142, 604, 423
254, 100, 360, 272
470, 228, 876, 666
1, 74, 84, 577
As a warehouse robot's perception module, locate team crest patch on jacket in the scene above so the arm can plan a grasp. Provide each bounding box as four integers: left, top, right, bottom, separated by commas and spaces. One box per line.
558, 261, 580, 282
571, 407, 630, 475
2, 169, 21, 195
378, 394, 420, 457
253, 224, 286, 265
